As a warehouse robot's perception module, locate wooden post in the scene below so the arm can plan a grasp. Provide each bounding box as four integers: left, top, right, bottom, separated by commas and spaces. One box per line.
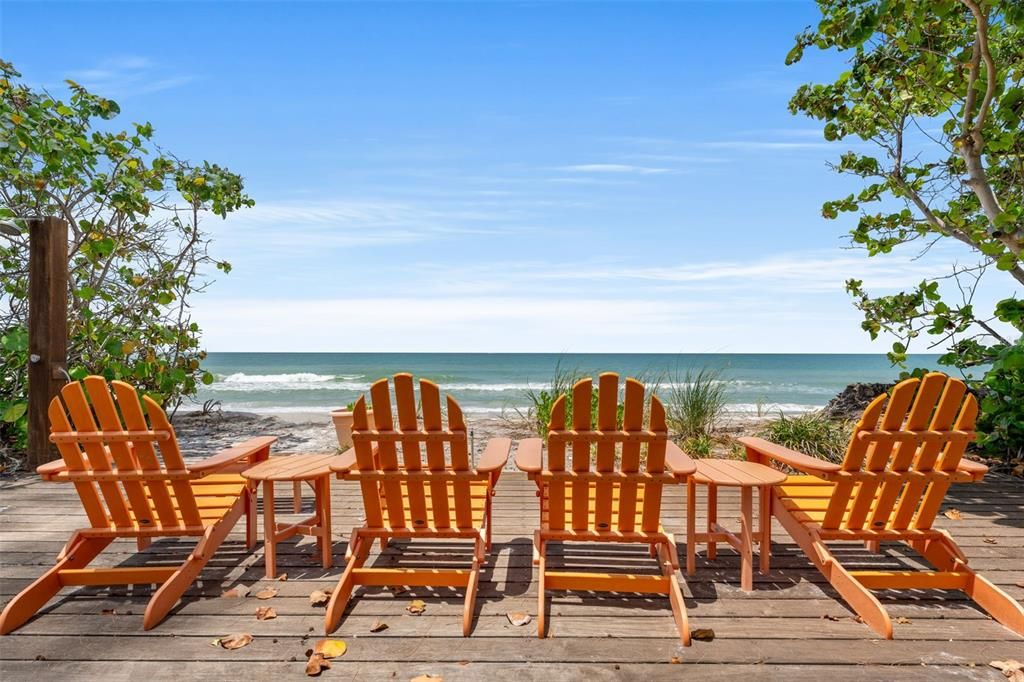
27, 217, 68, 469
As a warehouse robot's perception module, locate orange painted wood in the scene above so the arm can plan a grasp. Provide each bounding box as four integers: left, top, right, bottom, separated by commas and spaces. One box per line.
112, 381, 179, 528
747, 372, 1024, 639
687, 459, 783, 592
517, 373, 693, 645
0, 376, 274, 635
326, 374, 508, 636
570, 378, 592, 531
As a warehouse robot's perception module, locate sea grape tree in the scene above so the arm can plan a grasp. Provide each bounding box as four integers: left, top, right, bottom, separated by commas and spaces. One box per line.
0, 59, 253, 458
787, 0, 1023, 456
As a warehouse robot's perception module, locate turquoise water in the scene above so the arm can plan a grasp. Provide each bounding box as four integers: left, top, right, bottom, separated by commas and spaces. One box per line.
192, 353, 947, 416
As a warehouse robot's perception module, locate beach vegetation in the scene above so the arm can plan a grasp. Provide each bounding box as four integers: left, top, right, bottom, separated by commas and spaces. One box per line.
0, 60, 252, 458
787, 1, 1023, 457
664, 367, 729, 441
758, 412, 854, 465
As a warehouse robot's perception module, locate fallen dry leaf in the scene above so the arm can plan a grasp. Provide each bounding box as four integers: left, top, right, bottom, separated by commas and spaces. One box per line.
221, 585, 250, 598
212, 633, 253, 650
690, 628, 715, 642
255, 588, 279, 600
984, 538, 999, 545
670, 656, 681, 664
821, 614, 840, 622
990, 660, 1024, 682
894, 616, 912, 624
943, 508, 962, 520
851, 615, 865, 624
278, 573, 288, 581
101, 609, 117, 616
506, 612, 531, 627
256, 606, 277, 621
370, 619, 389, 633
313, 639, 348, 659
309, 590, 332, 607
407, 599, 427, 615
305, 653, 331, 676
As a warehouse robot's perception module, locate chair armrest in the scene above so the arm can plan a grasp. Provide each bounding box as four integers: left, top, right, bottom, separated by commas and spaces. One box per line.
189, 436, 278, 475
477, 438, 511, 473
36, 459, 67, 480
956, 458, 988, 482
515, 438, 543, 473
330, 447, 358, 474
666, 441, 697, 477
738, 436, 841, 475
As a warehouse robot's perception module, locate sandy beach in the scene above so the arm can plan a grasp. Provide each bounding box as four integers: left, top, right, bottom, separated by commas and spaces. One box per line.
170, 408, 774, 469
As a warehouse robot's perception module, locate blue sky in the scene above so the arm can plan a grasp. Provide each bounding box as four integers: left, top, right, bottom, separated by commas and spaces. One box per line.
2, 1, 1003, 352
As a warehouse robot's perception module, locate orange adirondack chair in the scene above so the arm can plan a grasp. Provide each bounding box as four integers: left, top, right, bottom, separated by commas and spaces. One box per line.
515, 373, 697, 644
0, 376, 276, 634
741, 372, 1024, 639
325, 373, 511, 636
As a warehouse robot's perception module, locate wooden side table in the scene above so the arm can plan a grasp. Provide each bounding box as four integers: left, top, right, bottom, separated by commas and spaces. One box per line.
686, 459, 787, 592
242, 453, 339, 578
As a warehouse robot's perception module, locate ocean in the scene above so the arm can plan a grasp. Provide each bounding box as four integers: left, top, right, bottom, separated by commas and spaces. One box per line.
191, 352, 949, 417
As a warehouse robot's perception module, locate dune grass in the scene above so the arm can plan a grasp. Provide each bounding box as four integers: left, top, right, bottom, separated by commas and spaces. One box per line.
757, 411, 853, 464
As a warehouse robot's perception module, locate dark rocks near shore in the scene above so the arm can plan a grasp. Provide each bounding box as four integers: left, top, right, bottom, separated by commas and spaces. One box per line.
820, 382, 894, 421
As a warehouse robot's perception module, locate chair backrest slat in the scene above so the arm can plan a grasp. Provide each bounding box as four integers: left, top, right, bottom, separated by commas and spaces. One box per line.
369, 379, 408, 529
83, 377, 157, 528
592, 373, 619, 531
843, 379, 920, 530
59, 382, 133, 528
913, 388, 978, 529
47, 399, 109, 528
394, 373, 429, 528
420, 381, 451, 528
570, 379, 593, 530
822, 395, 885, 528
447, 396, 474, 528
351, 398, 384, 528
47, 377, 202, 530
868, 373, 948, 529
349, 374, 480, 531
541, 373, 670, 535
823, 372, 978, 533
111, 381, 180, 528
615, 377, 645, 533
142, 395, 202, 527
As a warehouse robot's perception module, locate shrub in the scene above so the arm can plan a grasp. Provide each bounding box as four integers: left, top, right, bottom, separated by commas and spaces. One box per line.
757, 412, 853, 464
976, 341, 1024, 460
0, 60, 252, 461
664, 367, 728, 440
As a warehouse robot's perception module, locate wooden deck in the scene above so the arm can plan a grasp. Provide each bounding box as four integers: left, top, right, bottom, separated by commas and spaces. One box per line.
1, 471, 1021, 680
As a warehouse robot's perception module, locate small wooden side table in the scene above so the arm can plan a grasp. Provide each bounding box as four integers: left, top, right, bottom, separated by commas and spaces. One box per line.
242, 453, 339, 578
686, 459, 787, 592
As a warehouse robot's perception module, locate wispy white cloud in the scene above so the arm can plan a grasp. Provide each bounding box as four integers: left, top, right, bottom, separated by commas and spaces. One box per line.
557, 163, 674, 175
214, 198, 528, 253
66, 56, 193, 97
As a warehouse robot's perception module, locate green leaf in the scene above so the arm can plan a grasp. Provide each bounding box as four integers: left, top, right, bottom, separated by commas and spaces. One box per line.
2, 402, 27, 423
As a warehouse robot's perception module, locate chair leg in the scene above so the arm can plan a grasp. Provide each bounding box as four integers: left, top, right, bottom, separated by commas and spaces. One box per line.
143, 498, 246, 630
136, 537, 152, 552
0, 536, 112, 634
245, 483, 258, 550
773, 503, 892, 639
462, 537, 483, 637
658, 542, 691, 646
325, 534, 370, 633
818, 541, 893, 639
924, 535, 1024, 635
537, 538, 547, 639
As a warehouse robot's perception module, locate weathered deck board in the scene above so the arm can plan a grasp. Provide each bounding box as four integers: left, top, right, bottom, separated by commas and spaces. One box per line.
1, 471, 1021, 680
